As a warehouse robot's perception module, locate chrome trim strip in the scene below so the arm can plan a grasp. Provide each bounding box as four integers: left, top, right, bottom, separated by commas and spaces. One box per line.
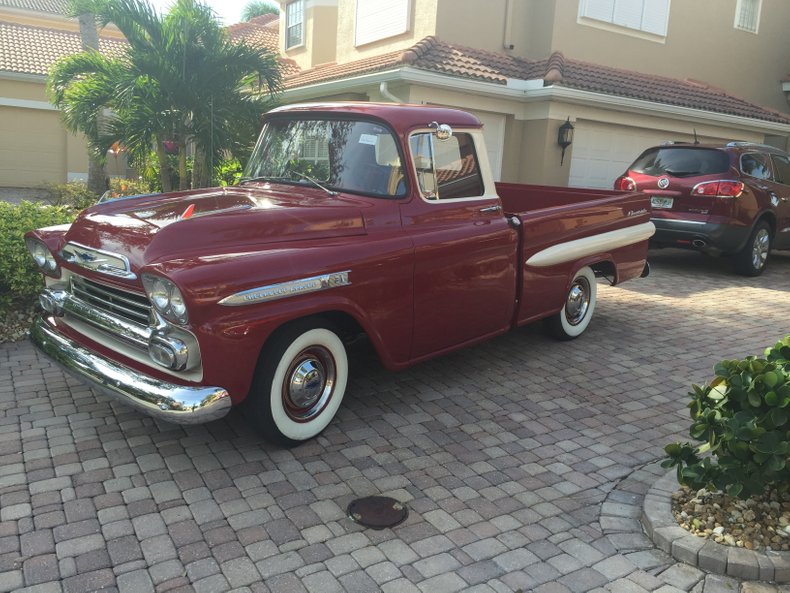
30, 316, 230, 424
525, 222, 656, 268
60, 241, 137, 280
651, 218, 706, 226
219, 270, 351, 306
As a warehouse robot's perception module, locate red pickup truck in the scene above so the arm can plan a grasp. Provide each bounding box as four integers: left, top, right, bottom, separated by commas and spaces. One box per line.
27, 103, 654, 445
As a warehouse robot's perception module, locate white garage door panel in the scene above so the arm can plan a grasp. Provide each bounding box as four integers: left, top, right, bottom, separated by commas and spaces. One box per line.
569, 122, 671, 189
466, 110, 504, 182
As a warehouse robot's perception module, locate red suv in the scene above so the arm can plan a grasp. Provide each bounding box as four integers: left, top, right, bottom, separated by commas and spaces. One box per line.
615, 142, 790, 275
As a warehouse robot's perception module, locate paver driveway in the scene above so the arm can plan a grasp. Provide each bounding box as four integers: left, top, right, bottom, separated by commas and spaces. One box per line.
1, 249, 789, 593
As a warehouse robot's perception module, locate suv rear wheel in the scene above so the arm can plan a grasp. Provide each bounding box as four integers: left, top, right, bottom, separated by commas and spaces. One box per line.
733, 221, 772, 276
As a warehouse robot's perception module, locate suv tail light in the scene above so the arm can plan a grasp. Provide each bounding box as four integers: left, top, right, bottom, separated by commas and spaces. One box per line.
691, 180, 744, 198
615, 176, 636, 191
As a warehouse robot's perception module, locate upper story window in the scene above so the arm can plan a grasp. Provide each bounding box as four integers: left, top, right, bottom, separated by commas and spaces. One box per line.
285, 0, 304, 49
578, 0, 670, 37
410, 132, 484, 200
734, 0, 761, 33
355, 0, 411, 47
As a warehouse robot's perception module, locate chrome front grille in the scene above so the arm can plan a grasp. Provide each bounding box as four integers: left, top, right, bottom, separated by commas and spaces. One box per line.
70, 276, 151, 326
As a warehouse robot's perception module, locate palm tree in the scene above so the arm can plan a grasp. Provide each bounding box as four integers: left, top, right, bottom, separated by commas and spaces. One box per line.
49, 0, 281, 191
241, 1, 278, 22
71, 2, 108, 195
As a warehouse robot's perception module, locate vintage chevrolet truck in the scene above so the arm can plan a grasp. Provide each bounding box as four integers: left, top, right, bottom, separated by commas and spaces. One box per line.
27, 102, 654, 445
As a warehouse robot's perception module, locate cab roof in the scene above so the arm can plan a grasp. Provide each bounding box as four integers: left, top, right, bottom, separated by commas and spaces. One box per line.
266, 102, 483, 133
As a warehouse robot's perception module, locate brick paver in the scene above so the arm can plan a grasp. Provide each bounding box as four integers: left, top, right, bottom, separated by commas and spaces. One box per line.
1, 249, 789, 592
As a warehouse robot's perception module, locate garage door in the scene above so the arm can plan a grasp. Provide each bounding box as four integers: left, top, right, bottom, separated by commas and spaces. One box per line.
0, 106, 65, 187
568, 121, 672, 189
467, 109, 504, 181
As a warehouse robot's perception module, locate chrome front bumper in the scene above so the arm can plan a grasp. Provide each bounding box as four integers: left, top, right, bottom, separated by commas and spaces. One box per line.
30, 316, 231, 424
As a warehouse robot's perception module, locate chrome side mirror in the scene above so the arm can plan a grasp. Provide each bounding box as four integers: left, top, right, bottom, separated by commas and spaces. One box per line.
429, 121, 453, 141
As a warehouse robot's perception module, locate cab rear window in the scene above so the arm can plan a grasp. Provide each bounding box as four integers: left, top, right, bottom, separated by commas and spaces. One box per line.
630, 148, 730, 177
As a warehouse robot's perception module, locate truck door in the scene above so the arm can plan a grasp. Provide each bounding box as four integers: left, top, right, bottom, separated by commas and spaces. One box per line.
401, 129, 518, 359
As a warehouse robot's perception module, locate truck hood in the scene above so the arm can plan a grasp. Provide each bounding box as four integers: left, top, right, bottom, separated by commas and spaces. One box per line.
63, 186, 369, 272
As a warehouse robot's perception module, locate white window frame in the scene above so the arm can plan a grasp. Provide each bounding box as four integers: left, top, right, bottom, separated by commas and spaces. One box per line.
734, 0, 761, 33
285, 0, 304, 50
577, 0, 671, 40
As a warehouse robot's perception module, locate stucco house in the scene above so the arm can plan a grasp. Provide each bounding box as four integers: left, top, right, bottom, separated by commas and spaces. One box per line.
275, 0, 790, 188
3, 0, 790, 190
0, 1, 284, 188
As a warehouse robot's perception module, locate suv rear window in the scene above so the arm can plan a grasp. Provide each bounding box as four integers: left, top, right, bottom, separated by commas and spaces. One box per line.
630, 147, 730, 177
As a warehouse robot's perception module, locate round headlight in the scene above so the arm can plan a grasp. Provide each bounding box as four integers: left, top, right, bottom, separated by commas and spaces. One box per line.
44, 251, 57, 271
32, 243, 47, 268
169, 288, 187, 322
150, 278, 170, 312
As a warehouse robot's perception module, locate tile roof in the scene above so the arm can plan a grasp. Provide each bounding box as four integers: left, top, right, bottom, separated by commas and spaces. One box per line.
285, 36, 790, 125
0, 20, 126, 76
226, 15, 299, 76
0, 0, 68, 15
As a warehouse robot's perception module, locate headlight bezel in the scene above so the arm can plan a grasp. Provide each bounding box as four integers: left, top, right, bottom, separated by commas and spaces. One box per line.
142, 273, 189, 325
25, 238, 60, 277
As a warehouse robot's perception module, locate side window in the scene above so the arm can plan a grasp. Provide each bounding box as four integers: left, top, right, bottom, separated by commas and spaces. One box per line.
741, 152, 771, 180
409, 132, 484, 200
771, 154, 790, 185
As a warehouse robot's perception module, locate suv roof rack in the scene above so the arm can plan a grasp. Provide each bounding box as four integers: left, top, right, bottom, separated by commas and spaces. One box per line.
725, 141, 781, 151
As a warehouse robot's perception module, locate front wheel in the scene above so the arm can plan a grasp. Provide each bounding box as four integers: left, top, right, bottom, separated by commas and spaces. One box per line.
245, 320, 348, 447
545, 266, 597, 340
733, 221, 772, 276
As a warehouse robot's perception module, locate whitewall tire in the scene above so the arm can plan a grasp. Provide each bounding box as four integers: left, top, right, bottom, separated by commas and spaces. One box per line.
246, 321, 348, 446
546, 266, 597, 340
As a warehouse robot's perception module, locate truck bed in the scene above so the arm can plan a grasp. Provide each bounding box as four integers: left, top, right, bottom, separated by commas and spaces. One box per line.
496, 182, 633, 217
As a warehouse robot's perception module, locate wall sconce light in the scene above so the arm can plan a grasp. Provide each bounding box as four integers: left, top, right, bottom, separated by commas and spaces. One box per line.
558, 117, 574, 166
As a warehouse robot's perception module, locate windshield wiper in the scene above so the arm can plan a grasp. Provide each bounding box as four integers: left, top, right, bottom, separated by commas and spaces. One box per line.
295, 172, 337, 196
238, 175, 292, 184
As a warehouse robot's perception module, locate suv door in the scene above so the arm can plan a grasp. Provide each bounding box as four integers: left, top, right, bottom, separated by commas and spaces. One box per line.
767, 154, 790, 249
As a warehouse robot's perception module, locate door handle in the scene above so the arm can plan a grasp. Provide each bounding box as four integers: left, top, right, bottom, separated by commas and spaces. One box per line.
479, 205, 501, 213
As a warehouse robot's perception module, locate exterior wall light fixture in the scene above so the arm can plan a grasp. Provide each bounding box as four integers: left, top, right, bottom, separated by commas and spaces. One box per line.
558, 117, 574, 166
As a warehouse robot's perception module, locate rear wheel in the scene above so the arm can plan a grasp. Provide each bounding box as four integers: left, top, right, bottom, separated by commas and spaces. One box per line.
245, 320, 348, 447
546, 266, 597, 340
733, 221, 771, 276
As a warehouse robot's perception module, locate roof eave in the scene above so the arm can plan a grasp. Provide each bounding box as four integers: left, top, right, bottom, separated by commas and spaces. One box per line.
0, 70, 48, 82
283, 66, 790, 134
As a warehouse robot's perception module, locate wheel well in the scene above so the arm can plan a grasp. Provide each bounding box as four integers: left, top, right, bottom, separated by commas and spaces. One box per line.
756, 212, 776, 236
590, 260, 616, 285
262, 311, 368, 357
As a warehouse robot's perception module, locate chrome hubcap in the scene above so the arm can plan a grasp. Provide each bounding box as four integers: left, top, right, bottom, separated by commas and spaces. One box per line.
283, 347, 335, 422
751, 229, 770, 270
565, 277, 591, 326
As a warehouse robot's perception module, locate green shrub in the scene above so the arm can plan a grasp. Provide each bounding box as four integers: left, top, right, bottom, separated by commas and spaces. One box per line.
216, 158, 243, 187
663, 336, 790, 498
45, 182, 98, 210
103, 177, 156, 201
0, 201, 76, 318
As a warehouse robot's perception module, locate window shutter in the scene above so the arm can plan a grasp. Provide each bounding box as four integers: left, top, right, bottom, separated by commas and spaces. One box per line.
641, 0, 669, 35
736, 0, 760, 32
355, 0, 411, 47
581, 0, 615, 22
613, 0, 643, 30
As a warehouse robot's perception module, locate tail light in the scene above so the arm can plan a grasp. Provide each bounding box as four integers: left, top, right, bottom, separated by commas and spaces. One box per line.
615, 176, 636, 191
691, 180, 744, 198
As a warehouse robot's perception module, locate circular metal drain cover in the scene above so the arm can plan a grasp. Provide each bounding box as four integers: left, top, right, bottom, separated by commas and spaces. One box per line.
347, 496, 408, 530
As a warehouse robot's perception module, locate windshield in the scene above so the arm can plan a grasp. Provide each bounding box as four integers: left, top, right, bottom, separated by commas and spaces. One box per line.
630, 147, 730, 177
243, 118, 407, 198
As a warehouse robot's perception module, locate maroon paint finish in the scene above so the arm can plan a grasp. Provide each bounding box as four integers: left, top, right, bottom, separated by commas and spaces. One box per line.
27, 103, 652, 407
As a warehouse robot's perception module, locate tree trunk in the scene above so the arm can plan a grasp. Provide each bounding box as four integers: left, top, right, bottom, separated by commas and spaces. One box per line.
155, 141, 173, 193
77, 12, 107, 196
178, 143, 188, 190
192, 146, 210, 188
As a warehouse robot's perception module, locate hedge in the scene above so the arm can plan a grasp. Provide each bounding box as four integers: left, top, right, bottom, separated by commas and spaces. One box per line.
0, 201, 77, 318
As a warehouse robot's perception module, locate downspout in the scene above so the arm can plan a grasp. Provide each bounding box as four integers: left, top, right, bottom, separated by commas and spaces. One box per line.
379, 81, 403, 103
503, 0, 514, 50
